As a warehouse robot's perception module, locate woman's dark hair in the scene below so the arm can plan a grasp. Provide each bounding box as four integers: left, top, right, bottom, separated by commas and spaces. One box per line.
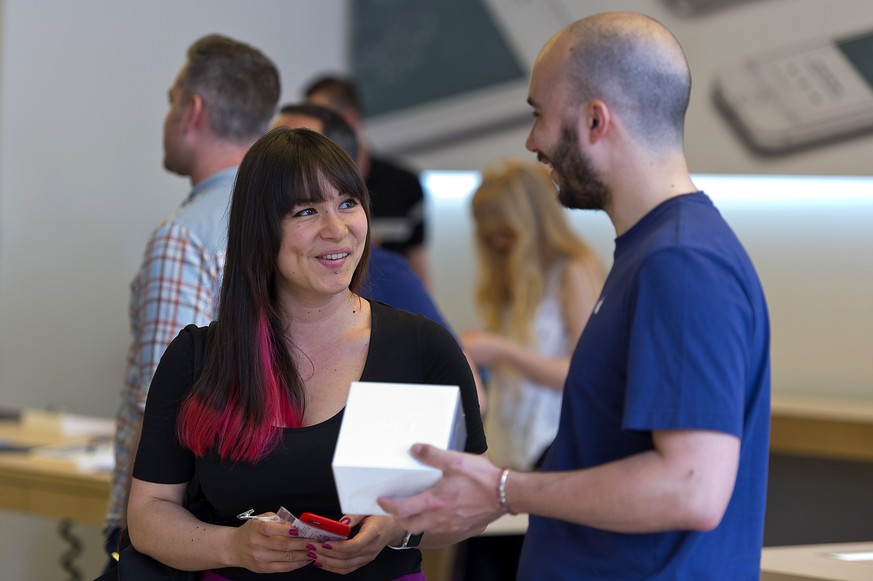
178, 128, 371, 462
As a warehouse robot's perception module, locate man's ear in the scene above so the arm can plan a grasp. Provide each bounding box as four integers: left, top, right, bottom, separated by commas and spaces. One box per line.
183, 94, 206, 133
584, 100, 610, 144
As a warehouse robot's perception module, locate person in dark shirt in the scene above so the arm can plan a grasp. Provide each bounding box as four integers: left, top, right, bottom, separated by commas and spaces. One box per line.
126, 128, 486, 580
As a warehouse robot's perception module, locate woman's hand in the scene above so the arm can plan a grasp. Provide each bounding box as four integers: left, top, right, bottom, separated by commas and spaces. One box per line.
305, 514, 406, 575
229, 517, 315, 574
460, 329, 508, 367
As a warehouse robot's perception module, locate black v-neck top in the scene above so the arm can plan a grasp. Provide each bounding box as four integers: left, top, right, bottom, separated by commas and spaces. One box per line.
133, 300, 486, 580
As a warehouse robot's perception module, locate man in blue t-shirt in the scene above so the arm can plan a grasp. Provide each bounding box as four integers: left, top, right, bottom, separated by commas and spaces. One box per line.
379, 12, 770, 580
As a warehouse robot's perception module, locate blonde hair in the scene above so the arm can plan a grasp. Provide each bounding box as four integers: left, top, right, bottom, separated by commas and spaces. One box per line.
472, 160, 602, 343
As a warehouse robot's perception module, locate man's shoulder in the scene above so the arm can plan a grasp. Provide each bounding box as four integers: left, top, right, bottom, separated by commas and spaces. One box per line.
630, 193, 727, 251
174, 188, 231, 226
369, 245, 410, 272
364, 249, 449, 329
156, 177, 234, 255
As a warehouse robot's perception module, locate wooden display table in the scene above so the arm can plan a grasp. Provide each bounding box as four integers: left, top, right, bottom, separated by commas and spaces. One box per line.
770, 394, 873, 462
761, 541, 873, 580
0, 410, 112, 525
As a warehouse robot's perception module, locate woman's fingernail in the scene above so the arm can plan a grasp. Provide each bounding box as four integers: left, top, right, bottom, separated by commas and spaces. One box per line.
322, 543, 333, 550
305, 543, 316, 551
307, 551, 317, 559
339, 517, 352, 525
288, 528, 298, 536
314, 561, 323, 568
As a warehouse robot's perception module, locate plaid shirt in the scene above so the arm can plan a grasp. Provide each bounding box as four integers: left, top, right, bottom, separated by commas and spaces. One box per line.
105, 168, 236, 535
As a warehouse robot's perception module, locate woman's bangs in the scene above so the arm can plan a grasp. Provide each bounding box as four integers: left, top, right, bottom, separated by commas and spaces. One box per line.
278, 153, 365, 215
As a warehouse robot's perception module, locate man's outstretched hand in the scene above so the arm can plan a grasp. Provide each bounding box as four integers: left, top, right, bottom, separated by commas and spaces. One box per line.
377, 444, 506, 536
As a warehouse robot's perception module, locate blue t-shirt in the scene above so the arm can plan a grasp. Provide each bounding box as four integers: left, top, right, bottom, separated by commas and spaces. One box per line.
361, 245, 450, 331
518, 192, 771, 580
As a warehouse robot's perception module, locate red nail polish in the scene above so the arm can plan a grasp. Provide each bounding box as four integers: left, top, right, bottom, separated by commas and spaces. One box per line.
314, 561, 323, 568
288, 528, 298, 536
307, 551, 317, 559
340, 517, 351, 525
306, 543, 316, 551
322, 543, 333, 550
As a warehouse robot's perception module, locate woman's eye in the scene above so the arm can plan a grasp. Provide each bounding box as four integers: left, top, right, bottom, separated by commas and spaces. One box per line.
339, 198, 358, 210
293, 207, 316, 217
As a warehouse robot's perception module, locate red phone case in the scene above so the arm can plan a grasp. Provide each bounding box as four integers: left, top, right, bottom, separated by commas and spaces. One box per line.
299, 512, 351, 537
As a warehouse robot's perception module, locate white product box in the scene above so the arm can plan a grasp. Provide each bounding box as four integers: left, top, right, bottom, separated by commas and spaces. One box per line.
331, 381, 467, 515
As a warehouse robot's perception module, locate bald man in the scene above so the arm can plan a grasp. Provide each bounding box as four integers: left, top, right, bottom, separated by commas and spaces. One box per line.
379, 12, 770, 580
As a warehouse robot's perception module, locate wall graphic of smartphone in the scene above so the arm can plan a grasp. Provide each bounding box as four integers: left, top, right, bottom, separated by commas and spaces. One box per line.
298, 512, 351, 541
712, 27, 873, 154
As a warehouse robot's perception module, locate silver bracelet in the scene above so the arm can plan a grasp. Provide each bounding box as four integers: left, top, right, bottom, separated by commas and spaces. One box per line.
497, 466, 515, 514
388, 530, 422, 550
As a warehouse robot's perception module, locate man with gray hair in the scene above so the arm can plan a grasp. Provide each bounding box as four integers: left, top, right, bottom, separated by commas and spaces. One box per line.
104, 34, 280, 561
380, 12, 770, 580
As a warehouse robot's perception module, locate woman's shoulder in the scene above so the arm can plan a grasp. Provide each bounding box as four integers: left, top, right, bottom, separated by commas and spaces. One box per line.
369, 300, 455, 342
147, 323, 214, 405
172, 322, 213, 349
563, 254, 604, 287
161, 323, 214, 370
371, 298, 428, 324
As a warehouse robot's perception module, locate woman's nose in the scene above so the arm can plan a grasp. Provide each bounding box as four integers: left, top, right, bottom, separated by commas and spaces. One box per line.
320, 211, 347, 238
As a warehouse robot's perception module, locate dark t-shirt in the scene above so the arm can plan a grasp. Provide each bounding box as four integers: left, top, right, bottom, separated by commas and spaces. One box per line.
519, 193, 770, 580
366, 157, 425, 256
361, 246, 449, 331
133, 300, 487, 580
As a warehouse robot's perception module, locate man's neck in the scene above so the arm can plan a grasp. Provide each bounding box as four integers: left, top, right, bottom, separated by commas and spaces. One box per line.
606, 151, 696, 237
188, 140, 253, 188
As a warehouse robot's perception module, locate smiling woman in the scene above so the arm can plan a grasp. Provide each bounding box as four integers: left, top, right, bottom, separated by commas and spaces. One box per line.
275, 172, 369, 303
124, 128, 487, 580
181, 128, 374, 456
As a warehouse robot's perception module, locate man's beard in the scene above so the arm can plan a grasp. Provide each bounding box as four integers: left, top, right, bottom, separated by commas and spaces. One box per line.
551, 123, 610, 211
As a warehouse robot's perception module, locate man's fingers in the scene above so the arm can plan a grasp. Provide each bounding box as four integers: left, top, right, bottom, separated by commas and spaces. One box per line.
376, 502, 430, 535
409, 443, 464, 471
377, 492, 425, 520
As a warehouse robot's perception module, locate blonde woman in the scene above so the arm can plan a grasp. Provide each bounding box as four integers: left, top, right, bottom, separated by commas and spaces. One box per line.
462, 159, 604, 472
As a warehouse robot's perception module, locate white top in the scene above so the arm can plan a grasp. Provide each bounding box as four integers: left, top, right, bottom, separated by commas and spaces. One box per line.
485, 258, 569, 470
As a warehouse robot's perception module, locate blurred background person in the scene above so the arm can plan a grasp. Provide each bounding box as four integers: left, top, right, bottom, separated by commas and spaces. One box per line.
455, 159, 604, 580
303, 75, 431, 287
464, 159, 604, 471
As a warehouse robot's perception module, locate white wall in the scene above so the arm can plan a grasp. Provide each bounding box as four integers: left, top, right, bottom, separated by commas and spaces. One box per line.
0, 2, 347, 579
